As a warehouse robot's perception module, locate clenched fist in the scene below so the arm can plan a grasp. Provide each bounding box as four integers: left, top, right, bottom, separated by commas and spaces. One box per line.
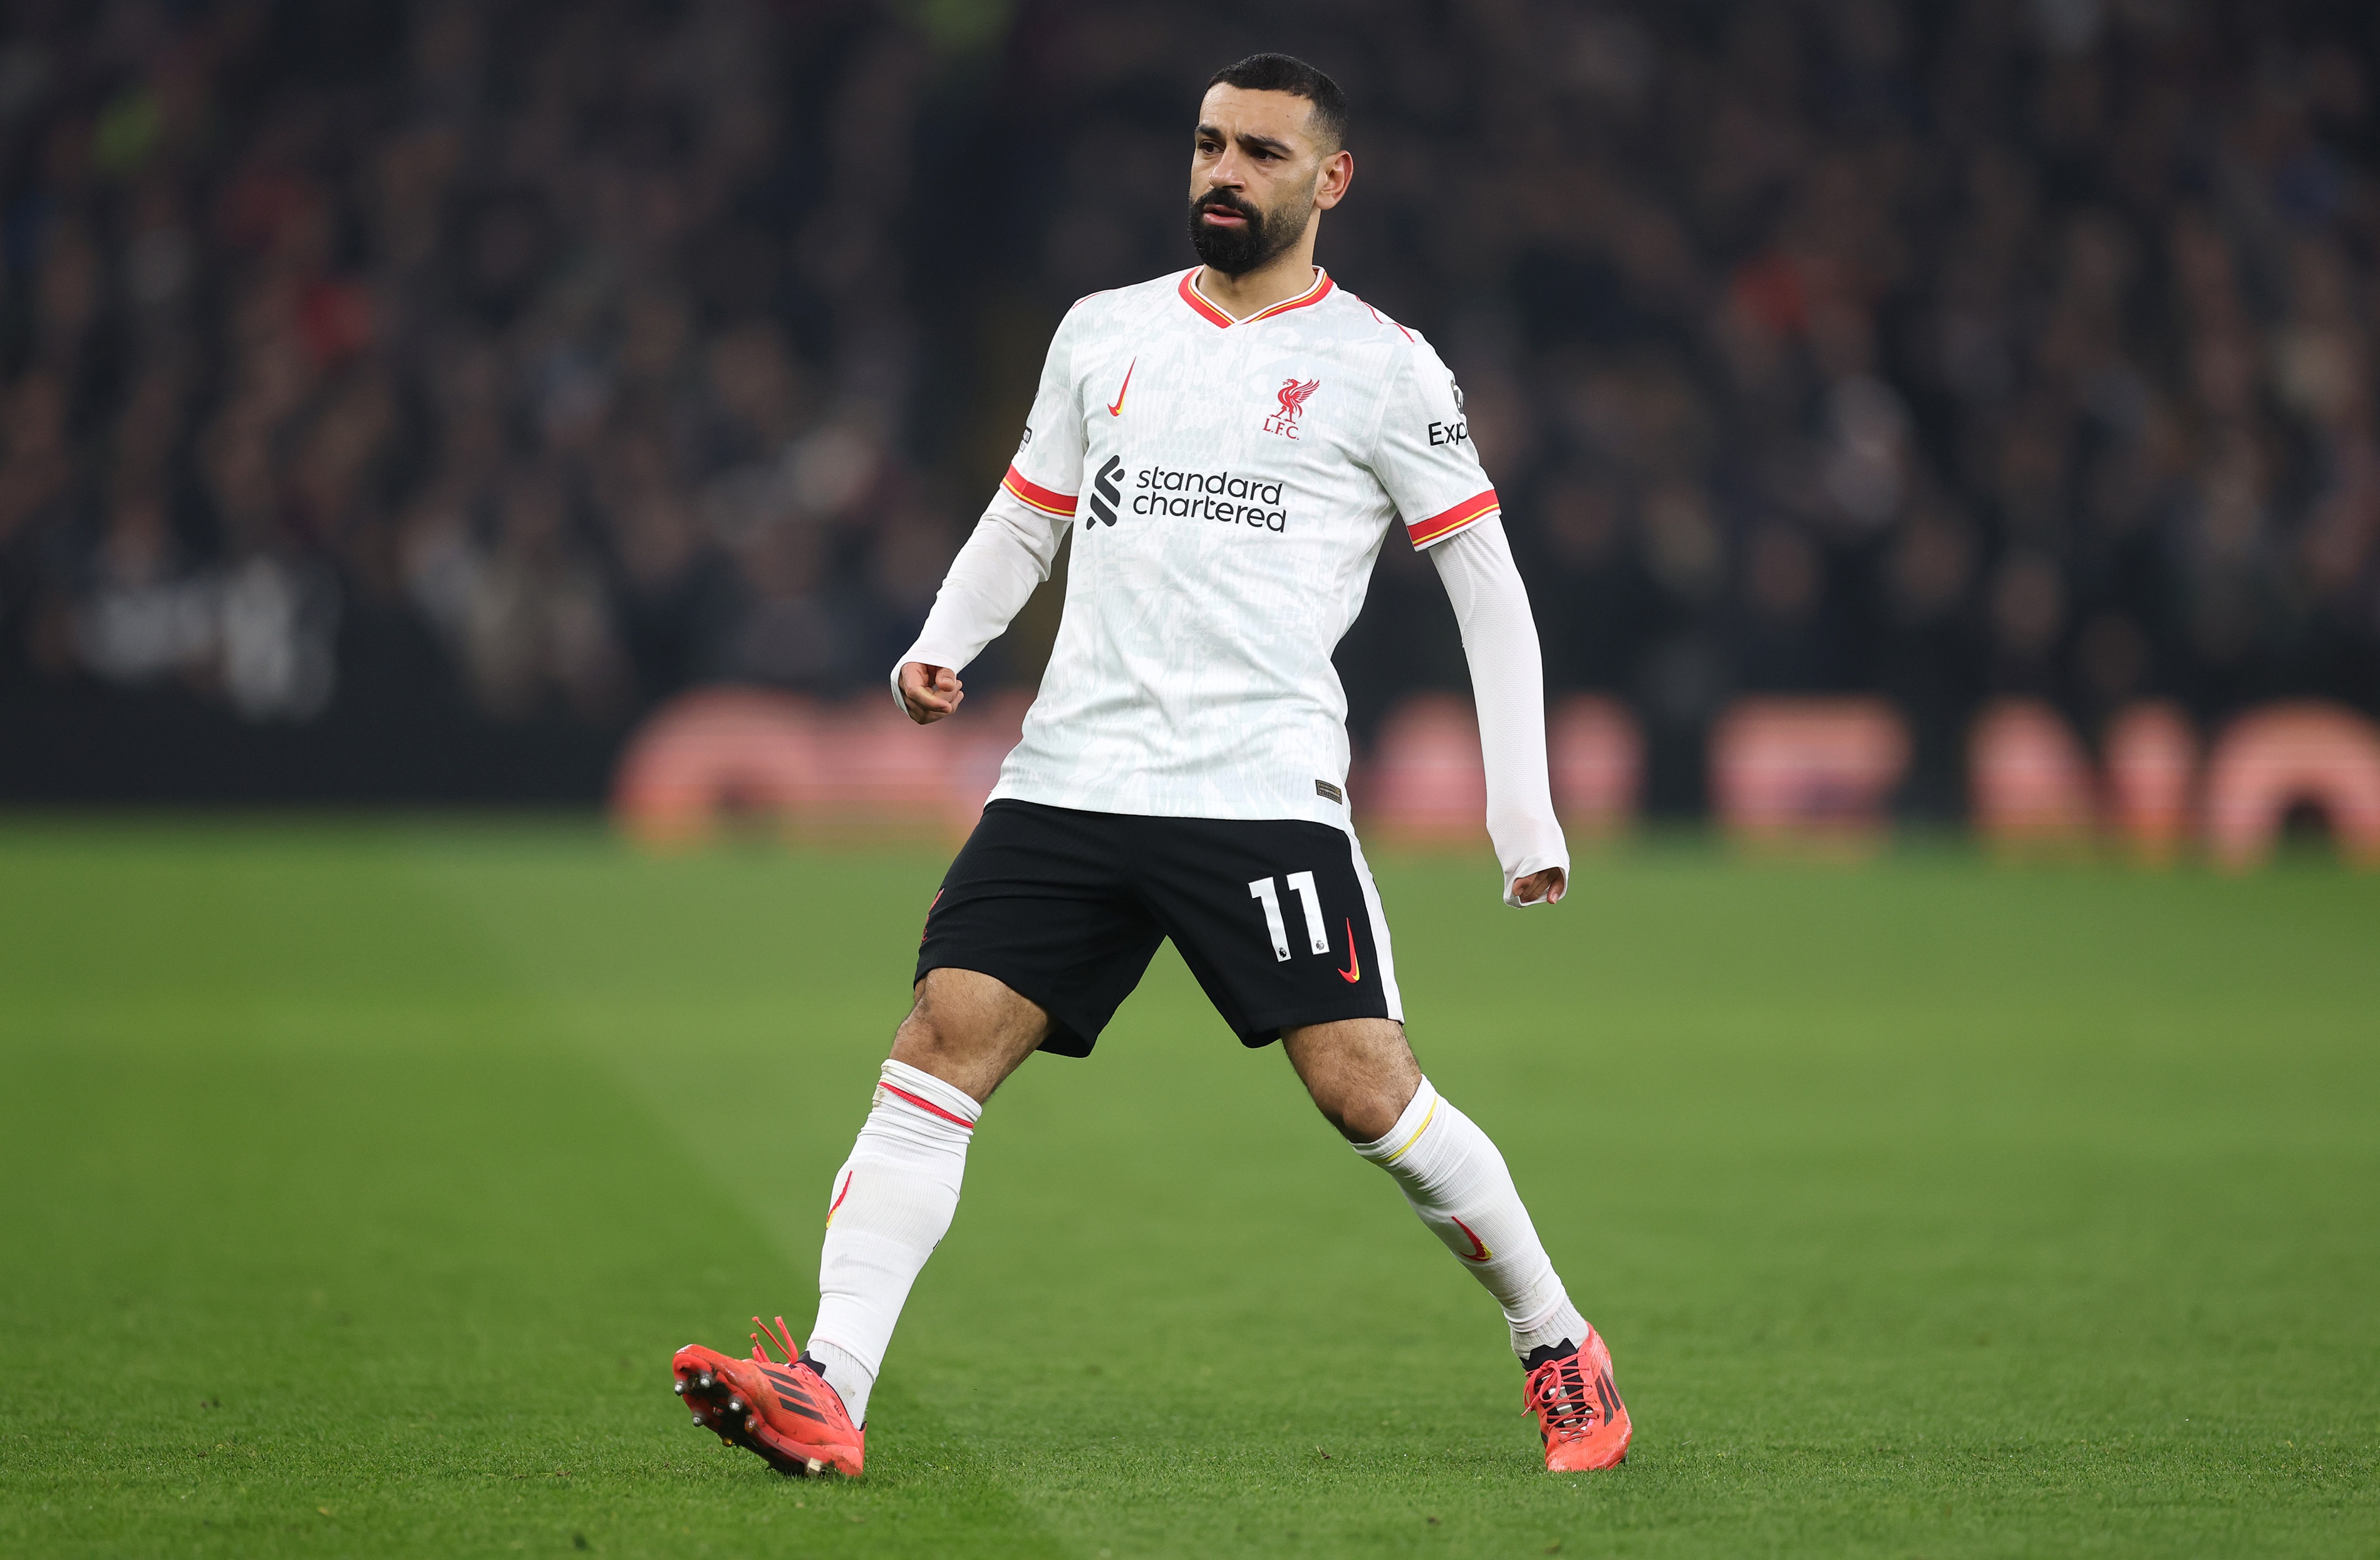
898, 663, 965, 724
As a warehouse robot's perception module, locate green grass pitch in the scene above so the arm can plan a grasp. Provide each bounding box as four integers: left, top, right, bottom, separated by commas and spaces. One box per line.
1, 821, 2374, 1557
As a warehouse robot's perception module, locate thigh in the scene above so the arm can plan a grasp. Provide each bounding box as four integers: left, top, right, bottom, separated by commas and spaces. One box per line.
1128, 818, 1402, 1046
916, 802, 1165, 1057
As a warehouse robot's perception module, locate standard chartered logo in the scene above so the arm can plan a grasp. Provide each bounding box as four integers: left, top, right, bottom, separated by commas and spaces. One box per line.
1130, 467, 1289, 532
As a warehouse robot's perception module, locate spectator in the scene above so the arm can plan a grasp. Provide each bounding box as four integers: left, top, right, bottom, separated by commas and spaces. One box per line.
0, 0, 2372, 812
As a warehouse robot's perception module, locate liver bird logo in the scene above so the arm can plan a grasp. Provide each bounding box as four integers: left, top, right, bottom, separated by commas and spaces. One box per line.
1275, 376, 1322, 422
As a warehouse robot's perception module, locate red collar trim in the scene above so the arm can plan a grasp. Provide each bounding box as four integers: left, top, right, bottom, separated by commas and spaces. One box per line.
1178, 270, 1234, 328
1178, 267, 1333, 329
1249, 267, 1334, 321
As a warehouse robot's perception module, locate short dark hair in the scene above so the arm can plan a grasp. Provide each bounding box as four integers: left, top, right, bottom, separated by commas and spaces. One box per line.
1206, 53, 1347, 152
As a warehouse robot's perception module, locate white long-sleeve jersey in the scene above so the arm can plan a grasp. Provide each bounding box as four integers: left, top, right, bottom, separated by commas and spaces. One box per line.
896, 266, 1568, 904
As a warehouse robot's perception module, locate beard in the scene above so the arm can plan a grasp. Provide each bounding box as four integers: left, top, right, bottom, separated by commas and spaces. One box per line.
1187, 185, 1305, 276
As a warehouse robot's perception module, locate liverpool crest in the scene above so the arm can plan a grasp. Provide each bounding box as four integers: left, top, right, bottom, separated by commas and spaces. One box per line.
1261, 376, 1320, 439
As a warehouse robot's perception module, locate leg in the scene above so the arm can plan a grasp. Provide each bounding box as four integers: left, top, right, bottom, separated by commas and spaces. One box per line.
889, 966, 1053, 1102
804, 804, 1161, 1430
1279, 1015, 1422, 1141
807, 968, 1050, 1425
674, 804, 1166, 1475
1283, 1016, 1588, 1363
1134, 817, 1627, 1469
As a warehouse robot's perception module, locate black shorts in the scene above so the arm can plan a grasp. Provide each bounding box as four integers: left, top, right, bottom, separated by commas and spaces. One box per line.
916, 800, 1403, 1056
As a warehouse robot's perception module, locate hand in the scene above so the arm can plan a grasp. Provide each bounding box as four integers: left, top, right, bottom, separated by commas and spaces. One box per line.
898, 662, 965, 725
1512, 866, 1566, 905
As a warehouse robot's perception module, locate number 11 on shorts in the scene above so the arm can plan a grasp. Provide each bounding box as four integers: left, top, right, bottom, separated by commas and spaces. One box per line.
1249, 873, 1332, 963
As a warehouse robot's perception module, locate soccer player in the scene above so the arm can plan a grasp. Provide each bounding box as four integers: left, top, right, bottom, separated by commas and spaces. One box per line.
671, 52, 1628, 1478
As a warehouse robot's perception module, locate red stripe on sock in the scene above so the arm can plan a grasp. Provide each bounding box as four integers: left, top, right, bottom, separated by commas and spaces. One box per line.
877, 1080, 976, 1130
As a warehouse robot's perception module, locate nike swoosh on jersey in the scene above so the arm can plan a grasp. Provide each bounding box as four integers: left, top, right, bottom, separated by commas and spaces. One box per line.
1107, 358, 1135, 416
1337, 918, 1360, 983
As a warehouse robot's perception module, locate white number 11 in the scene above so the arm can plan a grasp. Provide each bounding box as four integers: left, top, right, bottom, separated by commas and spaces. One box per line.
1249, 873, 1332, 963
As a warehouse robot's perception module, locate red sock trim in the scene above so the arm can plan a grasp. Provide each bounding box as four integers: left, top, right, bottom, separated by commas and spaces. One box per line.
877, 1080, 976, 1130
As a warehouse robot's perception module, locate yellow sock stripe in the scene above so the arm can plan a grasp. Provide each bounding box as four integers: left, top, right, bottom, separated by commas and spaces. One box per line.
1379, 1096, 1439, 1165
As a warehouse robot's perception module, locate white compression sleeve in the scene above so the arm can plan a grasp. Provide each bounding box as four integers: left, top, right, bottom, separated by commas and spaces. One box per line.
1354, 1077, 1590, 1359
1427, 516, 1570, 904
887, 497, 1066, 712
807, 1060, 981, 1423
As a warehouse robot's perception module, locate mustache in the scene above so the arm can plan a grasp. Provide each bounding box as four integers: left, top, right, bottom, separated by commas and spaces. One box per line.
1187, 183, 1289, 276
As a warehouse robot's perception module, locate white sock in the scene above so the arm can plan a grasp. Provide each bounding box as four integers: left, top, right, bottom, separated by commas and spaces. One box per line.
1354, 1077, 1590, 1361
806, 1058, 979, 1423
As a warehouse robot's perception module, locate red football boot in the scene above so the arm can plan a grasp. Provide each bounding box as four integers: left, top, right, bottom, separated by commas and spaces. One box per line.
671, 1316, 864, 1477
1523, 1325, 1631, 1471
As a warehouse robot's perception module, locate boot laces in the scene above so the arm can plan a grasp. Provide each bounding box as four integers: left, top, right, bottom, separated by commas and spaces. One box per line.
1524, 1355, 1601, 1440
749, 1315, 801, 1367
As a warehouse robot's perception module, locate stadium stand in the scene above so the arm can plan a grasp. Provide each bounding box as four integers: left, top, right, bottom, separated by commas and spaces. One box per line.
1, 0, 2376, 835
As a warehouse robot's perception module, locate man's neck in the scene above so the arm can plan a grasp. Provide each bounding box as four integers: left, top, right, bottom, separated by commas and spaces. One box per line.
1194, 241, 1322, 321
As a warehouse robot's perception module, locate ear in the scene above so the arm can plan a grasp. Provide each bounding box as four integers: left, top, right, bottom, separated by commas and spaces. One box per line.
1315, 148, 1354, 212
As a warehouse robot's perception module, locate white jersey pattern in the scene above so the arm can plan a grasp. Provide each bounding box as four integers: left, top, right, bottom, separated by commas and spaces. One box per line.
970, 266, 1499, 826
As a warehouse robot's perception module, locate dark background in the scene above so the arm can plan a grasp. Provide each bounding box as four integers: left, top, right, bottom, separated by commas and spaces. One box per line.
3, 0, 2376, 813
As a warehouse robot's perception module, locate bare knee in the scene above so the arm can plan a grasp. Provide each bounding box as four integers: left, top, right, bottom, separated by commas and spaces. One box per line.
1280, 1018, 1423, 1143
887, 968, 1049, 1105
889, 998, 984, 1087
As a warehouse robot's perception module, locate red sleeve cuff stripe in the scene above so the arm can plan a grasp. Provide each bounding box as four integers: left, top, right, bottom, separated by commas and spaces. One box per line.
1407, 488, 1500, 547
878, 1081, 976, 1130
1002, 465, 1077, 517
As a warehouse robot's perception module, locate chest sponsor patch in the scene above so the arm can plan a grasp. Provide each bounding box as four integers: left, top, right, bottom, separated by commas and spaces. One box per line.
1085, 455, 1124, 528
1129, 467, 1289, 532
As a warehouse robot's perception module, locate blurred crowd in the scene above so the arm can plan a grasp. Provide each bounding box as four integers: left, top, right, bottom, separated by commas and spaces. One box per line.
0, 0, 964, 748
2, 0, 2377, 805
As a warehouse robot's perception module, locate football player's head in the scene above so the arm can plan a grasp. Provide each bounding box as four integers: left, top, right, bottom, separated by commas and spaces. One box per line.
1188, 53, 1354, 276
